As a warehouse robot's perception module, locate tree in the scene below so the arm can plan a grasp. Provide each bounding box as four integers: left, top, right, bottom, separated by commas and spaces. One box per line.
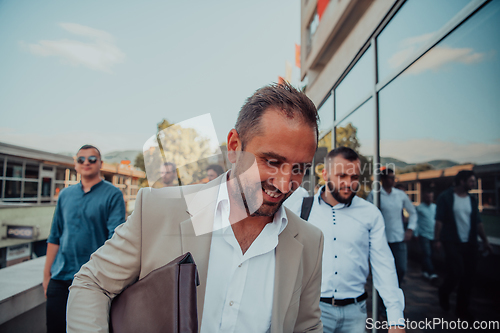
142, 118, 216, 187
315, 122, 372, 198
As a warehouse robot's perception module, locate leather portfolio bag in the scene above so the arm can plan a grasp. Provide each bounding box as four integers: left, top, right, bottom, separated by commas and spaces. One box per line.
110, 252, 200, 333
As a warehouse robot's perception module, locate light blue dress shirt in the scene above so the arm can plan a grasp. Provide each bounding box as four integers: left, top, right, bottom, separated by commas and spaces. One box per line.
415, 203, 437, 240
292, 187, 405, 324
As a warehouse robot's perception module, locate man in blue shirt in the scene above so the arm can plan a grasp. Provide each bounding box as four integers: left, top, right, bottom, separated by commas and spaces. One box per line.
43, 144, 125, 333
415, 189, 437, 280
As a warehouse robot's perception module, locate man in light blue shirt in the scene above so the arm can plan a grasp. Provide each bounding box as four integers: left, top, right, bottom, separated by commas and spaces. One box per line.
293, 147, 405, 333
415, 189, 437, 280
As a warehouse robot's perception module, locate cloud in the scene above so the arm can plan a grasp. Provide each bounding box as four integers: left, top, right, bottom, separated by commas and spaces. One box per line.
388, 32, 486, 75
21, 23, 125, 73
405, 46, 485, 75
380, 138, 500, 165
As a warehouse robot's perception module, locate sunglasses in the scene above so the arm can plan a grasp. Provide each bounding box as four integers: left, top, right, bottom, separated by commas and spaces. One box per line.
76, 156, 99, 164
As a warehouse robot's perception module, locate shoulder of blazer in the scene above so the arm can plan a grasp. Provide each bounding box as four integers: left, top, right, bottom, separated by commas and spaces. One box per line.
284, 207, 323, 242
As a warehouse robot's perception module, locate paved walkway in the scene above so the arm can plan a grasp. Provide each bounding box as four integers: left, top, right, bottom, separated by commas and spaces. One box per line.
364, 257, 500, 332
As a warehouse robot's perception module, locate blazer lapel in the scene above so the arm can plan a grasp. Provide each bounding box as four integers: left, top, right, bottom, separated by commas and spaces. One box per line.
271, 220, 304, 333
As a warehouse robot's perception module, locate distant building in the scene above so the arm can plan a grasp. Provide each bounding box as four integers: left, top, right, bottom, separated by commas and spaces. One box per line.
0, 142, 145, 268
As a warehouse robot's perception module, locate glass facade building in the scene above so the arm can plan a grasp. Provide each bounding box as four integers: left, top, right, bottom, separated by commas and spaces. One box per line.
302, 0, 500, 217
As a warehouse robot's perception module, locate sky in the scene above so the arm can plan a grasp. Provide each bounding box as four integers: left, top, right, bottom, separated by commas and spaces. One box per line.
0, 0, 302, 155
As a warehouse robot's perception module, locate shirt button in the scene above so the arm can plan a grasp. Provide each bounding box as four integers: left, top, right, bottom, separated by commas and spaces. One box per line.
335, 289, 337, 292
335, 272, 338, 274
238, 264, 242, 268
229, 301, 234, 306
334, 238, 336, 240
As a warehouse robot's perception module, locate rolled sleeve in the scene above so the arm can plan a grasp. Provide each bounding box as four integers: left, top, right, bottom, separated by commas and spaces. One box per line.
403, 193, 417, 231
369, 211, 405, 324
106, 190, 126, 238
47, 198, 64, 245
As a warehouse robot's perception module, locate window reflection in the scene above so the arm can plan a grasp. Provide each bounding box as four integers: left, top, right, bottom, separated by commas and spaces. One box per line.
318, 93, 333, 137
377, 0, 471, 82
335, 46, 373, 120
379, 0, 500, 207
336, 99, 375, 198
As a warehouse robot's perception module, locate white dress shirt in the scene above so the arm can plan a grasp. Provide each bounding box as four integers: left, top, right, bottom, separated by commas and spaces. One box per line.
200, 173, 288, 333
367, 187, 417, 243
292, 187, 405, 324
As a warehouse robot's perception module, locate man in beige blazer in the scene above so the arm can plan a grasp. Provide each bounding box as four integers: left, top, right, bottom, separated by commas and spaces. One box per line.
67, 82, 324, 333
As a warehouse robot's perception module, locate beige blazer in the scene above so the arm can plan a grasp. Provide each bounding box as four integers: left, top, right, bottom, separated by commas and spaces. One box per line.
67, 177, 324, 333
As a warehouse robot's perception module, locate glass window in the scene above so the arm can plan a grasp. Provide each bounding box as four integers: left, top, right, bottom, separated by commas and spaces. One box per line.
41, 178, 52, 197
314, 130, 331, 193
6, 161, 23, 178
377, 0, 471, 82
318, 93, 333, 137
25, 163, 39, 179
5, 180, 21, 198
307, 11, 320, 55
56, 168, 66, 181
335, 46, 374, 120
336, 98, 375, 199
24, 181, 38, 198
0, 158, 4, 176
379, 1, 500, 218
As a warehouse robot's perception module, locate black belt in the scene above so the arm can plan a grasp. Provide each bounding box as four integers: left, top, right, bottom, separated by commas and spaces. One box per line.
320, 292, 367, 306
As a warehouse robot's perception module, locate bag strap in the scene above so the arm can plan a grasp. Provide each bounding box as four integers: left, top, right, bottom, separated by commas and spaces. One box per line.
300, 196, 314, 221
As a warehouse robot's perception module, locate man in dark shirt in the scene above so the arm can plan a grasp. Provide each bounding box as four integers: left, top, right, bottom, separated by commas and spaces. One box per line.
43, 144, 125, 333
435, 170, 492, 321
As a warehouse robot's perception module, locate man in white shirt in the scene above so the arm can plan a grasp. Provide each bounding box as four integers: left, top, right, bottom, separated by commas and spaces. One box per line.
293, 147, 405, 333
67, 82, 324, 332
367, 168, 417, 285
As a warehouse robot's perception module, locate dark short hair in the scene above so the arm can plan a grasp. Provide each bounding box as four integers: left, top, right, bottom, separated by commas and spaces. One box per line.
163, 162, 176, 170
78, 144, 101, 159
207, 164, 224, 176
324, 147, 359, 169
455, 170, 475, 185
380, 167, 395, 179
235, 82, 319, 149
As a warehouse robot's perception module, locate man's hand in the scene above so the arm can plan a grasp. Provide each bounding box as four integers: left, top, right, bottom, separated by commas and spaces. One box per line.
43, 272, 51, 298
434, 240, 442, 252
484, 242, 493, 255
404, 229, 413, 242
389, 326, 405, 332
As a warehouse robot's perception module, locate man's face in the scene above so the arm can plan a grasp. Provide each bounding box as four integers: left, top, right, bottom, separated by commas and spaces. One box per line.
160, 164, 176, 185
462, 175, 476, 191
207, 169, 218, 181
423, 192, 434, 204
322, 156, 360, 204
75, 148, 101, 178
228, 109, 317, 217
382, 172, 395, 189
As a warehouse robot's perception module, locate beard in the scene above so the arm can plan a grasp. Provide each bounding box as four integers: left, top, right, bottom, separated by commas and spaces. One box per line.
327, 179, 357, 205
234, 177, 292, 218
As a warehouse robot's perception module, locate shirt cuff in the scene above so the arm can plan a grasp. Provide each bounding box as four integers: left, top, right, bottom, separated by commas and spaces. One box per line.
387, 309, 404, 327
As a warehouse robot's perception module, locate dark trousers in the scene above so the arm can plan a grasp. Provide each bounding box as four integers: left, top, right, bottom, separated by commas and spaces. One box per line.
388, 241, 407, 285
419, 236, 435, 275
46, 279, 73, 333
440, 242, 478, 316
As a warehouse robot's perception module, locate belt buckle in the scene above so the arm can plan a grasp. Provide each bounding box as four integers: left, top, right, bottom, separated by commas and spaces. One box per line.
332, 299, 338, 307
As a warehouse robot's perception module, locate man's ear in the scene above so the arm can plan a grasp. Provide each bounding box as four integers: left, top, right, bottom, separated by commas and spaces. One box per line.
226, 129, 242, 164
322, 165, 329, 183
